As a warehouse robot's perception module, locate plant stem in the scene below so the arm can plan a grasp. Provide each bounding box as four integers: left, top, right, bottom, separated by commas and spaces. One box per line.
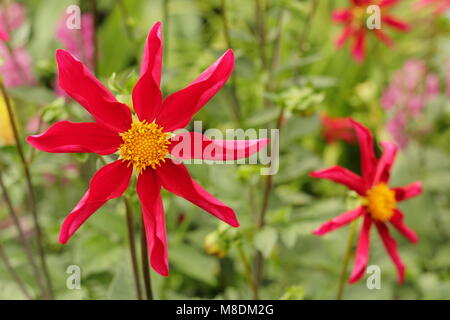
0, 81, 53, 299
252, 4, 288, 293
298, 0, 319, 54
336, 220, 357, 300
88, 0, 98, 75
140, 218, 153, 300
0, 243, 32, 299
162, 0, 170, 68
0, 170, 46, 298
219, 0, 241, 123
237, 244, 259, 300
123, 196, 143, 300
254, 0, 267, 68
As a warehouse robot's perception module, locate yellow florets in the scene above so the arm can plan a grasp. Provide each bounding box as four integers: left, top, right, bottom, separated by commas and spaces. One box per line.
119, 120, 171, 173
365, 183, 397, 222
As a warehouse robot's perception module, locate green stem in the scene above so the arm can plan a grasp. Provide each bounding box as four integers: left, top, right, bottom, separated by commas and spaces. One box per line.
336, 220, 357, 300
0, 243, 32, 299
0, 170, 46, 298
123, 196, 143, 300
219, 0, 241, 123
237, 244, 259, 300
162, 0, 170, 69
254, 0, 267, 69
0, 81, 53, 299
140, 217, 153, 300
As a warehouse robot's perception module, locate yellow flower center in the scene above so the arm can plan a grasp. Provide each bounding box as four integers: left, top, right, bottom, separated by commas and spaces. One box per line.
365, 183, 396, 221
119, 120, 171, 173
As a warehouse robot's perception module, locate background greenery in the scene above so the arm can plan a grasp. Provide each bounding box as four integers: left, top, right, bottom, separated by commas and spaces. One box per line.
0, 0, 449, 300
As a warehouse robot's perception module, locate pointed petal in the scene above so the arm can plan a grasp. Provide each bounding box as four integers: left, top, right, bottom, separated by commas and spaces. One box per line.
168, 131, 269, 160
374, 29, 394, 47
335, 26, 353, 47
156, 160, 239, 227
56, 49, 132, 132
389, 209, 418, 243
382, 16, 410, 32
349, 215, 372, 284
375, 221, 405, 284
313, 206, 365, 236
310, 166, 366, 195
351, 30, 365, 63
137, 169, 169, 277
373, 141, 398, 184
26, 121, 122, 155
156, 50, 234, 132
59, 161, 132, 244
393, 182, 423, 202
332, 9, 352, 23
132, 22, 163, 122
350, 119, 378, 188
379, 0, 401, 7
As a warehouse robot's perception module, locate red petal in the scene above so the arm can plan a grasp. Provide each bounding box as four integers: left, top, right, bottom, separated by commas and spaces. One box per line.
335, 26, 353, 47
132, 22, 163, 122
352, 0, 371, 5
26, 121, 122, 155
379, 0, 401, 7
156, 50, 234, 132
313, 206, 365, 236
156, 160, 239, 227
373, 141, 398, 184
375, 221, 405, 284
382, 16, 410, 32
310, 165, 366, 195
59, 161, 132, 244
374, 29, 394, 47
390, 209, 418, 243
332, 9, 352, 23
56, 49, 132, 132
349, 215, 372, 284
168, 131, 269, 161
137, 169, 169, 277
393, 182, 423, 202
351, 30, 365, 63
350, 119, 378, 189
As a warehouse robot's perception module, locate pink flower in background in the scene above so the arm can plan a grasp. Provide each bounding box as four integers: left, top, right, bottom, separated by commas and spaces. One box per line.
56, 12, 94, 71
0, 45, 36, 87
415, 0, 450, 15
0, 2, 26, 40
0, 2, 35, 87
381, 60, 441, 148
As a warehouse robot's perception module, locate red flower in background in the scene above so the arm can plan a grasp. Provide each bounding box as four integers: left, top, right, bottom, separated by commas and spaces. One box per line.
310, 119, 422, 283
320, 114, 356, 144
333, 0, 410, 62
27, 22, 269, 276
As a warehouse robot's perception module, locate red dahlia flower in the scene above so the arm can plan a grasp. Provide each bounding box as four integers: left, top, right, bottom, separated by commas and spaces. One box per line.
333, 0, 410, 62
310, 119, 422, 283
27, 22, 268, 276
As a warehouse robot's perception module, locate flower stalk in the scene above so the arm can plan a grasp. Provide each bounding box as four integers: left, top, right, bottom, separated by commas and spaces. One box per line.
0, 169, 47, 298
336, 220, 357, 300
0, 243, 32, 299
140, 218, 154, 300
0, 80, 53, 299
123, 195, 143, 300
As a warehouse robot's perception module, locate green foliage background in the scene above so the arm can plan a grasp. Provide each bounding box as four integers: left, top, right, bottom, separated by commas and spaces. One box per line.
0, 0, 449, 300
